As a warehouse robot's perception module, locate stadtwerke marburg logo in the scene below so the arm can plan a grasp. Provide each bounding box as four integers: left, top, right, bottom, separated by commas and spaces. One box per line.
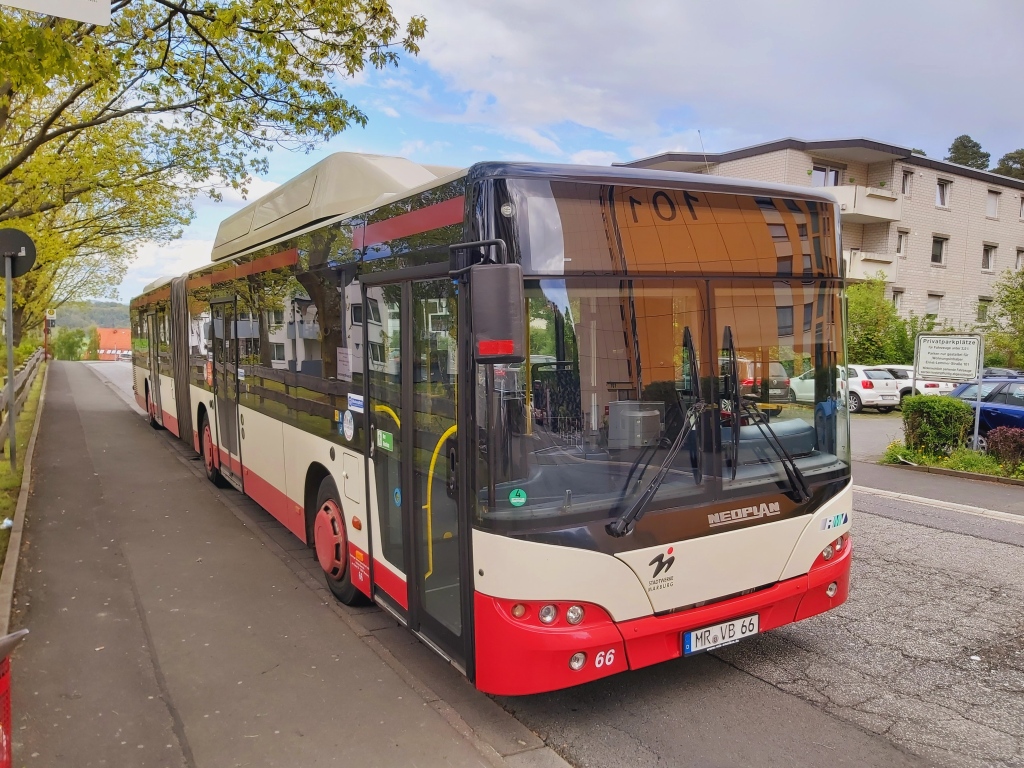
647, 547, 675, 591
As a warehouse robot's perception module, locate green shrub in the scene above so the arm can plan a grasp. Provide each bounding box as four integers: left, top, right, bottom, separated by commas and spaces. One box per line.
881, 440, 925, 465
987, 427, 1024, 468
944, 448, 1004, 475
901, 395, 974, 455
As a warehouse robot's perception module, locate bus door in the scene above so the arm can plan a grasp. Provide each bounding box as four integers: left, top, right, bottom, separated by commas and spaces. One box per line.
366, 275, 467, 667
145, 312, 163, 424
211, 300, 243, 490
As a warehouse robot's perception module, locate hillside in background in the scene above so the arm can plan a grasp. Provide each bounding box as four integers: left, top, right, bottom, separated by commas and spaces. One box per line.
56, 301, 129, 329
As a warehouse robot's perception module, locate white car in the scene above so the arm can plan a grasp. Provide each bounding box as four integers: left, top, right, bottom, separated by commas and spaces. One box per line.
880, 365, 955, 403
844, 365, 900, 413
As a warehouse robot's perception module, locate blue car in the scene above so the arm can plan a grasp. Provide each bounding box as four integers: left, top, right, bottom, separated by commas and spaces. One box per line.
949, 378, 1024, 449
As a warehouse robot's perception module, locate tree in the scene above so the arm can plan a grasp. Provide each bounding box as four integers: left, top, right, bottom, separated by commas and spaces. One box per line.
911, 148, 927, 156
53, 327, 86, 360
985, 268, 1024, 366
992, 150, 1024, 181
0, 1, 426, 338
85, 326, 100, 360
846, 277, 901, 365
945, 135, 990, 169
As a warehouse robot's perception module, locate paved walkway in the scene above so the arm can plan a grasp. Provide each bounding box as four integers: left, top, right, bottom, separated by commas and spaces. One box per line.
11, 362, 492, 767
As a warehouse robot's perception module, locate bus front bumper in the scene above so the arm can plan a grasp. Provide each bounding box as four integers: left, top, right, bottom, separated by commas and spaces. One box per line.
474, 539, 851, 696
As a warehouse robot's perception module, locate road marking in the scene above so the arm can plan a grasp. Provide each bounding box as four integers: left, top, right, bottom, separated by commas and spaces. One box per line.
854, 484, 1024, 526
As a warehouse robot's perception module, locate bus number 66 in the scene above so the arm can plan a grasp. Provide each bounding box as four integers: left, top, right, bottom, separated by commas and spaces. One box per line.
594, 649, 616, 668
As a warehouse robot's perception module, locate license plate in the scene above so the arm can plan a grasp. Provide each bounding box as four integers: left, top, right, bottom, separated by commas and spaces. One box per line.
769, 389, 784, 395
683, 614, 759, 655
881, 395, 896, 400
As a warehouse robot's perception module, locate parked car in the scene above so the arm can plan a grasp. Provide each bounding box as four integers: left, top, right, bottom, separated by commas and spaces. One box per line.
982, 367, 1019, 378
880, 364, 955, 404
949, 378, 1024, 450
788, 368, 845, 404
844, 365, 899, 413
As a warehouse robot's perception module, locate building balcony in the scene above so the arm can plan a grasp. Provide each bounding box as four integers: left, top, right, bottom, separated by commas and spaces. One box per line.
286, 321, 320, 340
844, 250, 895, 282
829, 185, 902, 224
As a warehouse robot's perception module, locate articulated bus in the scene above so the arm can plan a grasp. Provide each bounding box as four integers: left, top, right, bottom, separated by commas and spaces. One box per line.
131, 152, 852, 695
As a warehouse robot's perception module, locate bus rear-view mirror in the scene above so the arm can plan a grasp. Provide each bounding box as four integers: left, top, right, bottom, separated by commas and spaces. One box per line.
471, 263, 525, 365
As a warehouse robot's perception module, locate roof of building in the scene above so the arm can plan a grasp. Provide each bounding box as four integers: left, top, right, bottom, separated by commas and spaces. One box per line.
619, 137, 1024, 192
98, 328, 131, 350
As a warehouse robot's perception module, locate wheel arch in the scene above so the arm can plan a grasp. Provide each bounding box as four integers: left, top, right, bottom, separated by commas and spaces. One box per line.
304, 462, 333, 545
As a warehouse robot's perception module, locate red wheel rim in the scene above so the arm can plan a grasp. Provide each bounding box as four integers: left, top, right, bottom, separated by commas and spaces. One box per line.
203, 423, 215, 473
314, 499, 348, 581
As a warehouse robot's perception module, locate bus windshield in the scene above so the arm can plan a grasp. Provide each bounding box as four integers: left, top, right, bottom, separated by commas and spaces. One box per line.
473, 180, 848, 531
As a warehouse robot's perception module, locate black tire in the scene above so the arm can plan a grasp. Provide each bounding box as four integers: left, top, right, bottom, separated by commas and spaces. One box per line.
848, 392, 863, 414
199, 412, 226, 487
146, 386, 162, 430
899, 388, 912, 406
877, 406, 895, 414
788, 389, 797, 404
315, 477, 369, 606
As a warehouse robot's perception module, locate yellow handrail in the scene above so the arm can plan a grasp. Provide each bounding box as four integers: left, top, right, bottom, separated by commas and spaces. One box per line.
423, 424, 457, 580
373, 403, 401, 428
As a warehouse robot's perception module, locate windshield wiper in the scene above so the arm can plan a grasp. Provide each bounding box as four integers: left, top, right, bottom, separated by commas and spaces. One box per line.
608, 327, 704, 537
722, 325, 811, 503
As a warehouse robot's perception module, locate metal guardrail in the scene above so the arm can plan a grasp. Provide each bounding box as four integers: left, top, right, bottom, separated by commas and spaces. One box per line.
0, 350, 43, 452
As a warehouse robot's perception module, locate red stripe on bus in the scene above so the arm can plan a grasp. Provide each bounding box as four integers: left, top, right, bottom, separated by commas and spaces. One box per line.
348, 542, 372, 598
355, 197, 464, 250
161, 410, 180, 437
242, 465, 305, 540
186, 248, 299, 291
372, 560, 408, 609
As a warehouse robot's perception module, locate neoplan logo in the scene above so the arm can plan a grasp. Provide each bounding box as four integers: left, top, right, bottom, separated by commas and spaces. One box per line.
708, 501, 781, 528
649, 547, 675, 579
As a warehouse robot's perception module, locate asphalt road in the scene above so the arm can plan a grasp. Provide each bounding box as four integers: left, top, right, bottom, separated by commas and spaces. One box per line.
84, 362, 1024, 767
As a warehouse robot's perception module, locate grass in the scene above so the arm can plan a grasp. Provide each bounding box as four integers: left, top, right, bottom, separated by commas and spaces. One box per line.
881, 439, 1024, 479
0, 365, 46, 568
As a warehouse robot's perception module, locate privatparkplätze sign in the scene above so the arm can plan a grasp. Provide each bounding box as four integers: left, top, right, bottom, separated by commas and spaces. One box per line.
914, 334, 983, 382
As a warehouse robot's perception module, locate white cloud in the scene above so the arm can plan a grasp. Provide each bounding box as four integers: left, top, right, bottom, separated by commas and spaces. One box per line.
398, 139, 451, 157
390, 0, 1024, 158
119, 239, 214, 299
381, 106, 401, 118
569, 149, 621, 166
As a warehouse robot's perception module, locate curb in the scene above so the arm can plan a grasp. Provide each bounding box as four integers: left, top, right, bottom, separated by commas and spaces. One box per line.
880, 461, 1024, 487
0, 365, 48, 636
853, 484, 1024, 526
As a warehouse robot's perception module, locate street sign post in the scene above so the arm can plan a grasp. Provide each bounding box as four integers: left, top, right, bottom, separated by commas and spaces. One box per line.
0, 0, 109, 25
43, 309, 56, 362
913, 333, 985, 451
0, 230, 37, 471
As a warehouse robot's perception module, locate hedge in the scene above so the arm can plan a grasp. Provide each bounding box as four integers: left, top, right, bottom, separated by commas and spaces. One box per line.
901, 395, 974, 455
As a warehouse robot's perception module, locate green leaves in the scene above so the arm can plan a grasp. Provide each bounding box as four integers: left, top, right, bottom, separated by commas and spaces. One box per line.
944, 134, 990, 170
992, 149, 1024, 181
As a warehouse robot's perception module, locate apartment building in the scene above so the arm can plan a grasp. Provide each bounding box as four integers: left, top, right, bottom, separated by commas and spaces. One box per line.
622, 138, 1024, 328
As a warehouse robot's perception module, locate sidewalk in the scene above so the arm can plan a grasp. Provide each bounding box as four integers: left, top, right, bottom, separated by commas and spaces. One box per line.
854, 460, 1024, 516
11, 362, 492, 767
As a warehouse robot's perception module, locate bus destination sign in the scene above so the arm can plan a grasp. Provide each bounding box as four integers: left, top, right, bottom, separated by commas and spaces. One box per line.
914, 334, 983, 383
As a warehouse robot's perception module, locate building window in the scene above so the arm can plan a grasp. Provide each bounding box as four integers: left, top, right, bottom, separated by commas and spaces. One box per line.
368, 341, 386, 365
1017, 249, 1024, 270
803, 302, 814, 332
977, 299, 992, 323
982, 245, 996, 272
931, 236, 947, 265
367, 298, 382, 324
777, 306, 794, 336
896, 230, 908, 256
926, 294, 942, 320
987, 190, 1000, 218
811, 164, 841, 187
267, 309, 284, 325
902, 170, 913, 195
1019, 196, 1024, 220
892, 290, 903, 311
351, 304, 363, 325
936, 180, 951, 207
270, 343, 285, 362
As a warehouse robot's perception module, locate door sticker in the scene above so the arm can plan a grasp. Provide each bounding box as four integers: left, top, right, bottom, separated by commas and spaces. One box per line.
393, 487, 402, 507
342, 410, 355, 441
508, 488, 527, 507
377, 429, 394, 452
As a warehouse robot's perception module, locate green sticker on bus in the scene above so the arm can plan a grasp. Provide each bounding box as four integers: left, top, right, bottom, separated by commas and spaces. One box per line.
508, 488, 527, 507
376, 429, 394, 452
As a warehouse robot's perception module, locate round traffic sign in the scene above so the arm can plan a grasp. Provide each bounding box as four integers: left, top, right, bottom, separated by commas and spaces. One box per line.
0, 229, 36, 278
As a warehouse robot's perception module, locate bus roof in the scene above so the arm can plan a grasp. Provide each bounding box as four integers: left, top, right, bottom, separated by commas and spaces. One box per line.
211, 152, 461, 263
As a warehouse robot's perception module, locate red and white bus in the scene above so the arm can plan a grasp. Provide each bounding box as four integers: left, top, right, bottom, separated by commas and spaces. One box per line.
131, 152, 852, 695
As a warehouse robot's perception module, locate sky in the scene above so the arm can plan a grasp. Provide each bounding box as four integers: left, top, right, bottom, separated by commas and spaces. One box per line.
116, 0, 1024, 301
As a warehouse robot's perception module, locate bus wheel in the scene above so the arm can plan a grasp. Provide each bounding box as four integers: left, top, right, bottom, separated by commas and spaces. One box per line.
200, 414, 226, 487
314, 477, 366, 605
146, 388, 162, 430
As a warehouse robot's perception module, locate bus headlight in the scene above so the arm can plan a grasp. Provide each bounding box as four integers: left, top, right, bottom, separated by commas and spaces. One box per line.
821, 544, 835, 561
538, 604, 558, 624
565, 605, 584, 625
510, 603, 526, 619
569, 652, 587, 670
